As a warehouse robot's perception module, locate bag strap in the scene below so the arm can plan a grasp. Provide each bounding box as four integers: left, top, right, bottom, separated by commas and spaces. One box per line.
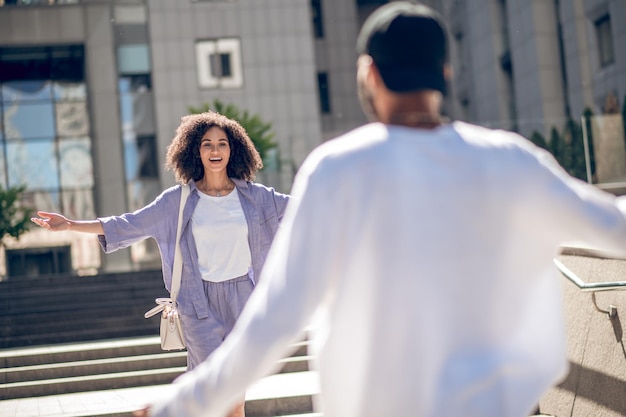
171, 183, 190, 303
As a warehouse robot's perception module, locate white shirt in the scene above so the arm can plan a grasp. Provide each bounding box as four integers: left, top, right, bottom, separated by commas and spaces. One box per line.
192, 189, 251, 282
151, 122, 626, 417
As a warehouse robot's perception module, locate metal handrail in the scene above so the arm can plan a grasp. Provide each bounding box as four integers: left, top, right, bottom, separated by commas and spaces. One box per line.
553, 258, 626, 292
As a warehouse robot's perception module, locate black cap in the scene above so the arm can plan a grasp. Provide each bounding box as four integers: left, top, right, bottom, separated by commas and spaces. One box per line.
356, 1, 448, 94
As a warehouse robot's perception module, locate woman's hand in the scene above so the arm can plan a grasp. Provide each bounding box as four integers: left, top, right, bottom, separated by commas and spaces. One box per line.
31, 211, 72, 231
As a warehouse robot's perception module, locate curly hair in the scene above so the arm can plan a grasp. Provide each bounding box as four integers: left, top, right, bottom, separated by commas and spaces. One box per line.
165, 111, 263, 183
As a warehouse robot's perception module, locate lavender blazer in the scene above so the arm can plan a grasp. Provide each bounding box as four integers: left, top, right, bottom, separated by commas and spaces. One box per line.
98, 179, 290, 318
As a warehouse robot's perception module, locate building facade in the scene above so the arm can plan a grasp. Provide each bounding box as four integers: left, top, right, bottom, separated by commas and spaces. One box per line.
441, 0, 625, 139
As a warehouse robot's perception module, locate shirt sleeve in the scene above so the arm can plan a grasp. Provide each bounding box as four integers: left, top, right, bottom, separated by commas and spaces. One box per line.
98, 188, 177, 253
273, 190, 291, 221
530, 146, 626, 257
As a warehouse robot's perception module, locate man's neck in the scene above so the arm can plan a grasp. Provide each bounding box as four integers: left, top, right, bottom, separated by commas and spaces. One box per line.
386, 111, 447, 129
375, 90, 445, 129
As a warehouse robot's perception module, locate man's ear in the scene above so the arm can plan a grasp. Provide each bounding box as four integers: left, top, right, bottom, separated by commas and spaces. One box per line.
357, 55, 380, 90
443, 64, 453, 81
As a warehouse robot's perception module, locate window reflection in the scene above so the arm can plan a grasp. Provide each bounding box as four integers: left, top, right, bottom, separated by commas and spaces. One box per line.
56, 102, 89, 137
59, 138, 93, 188
0, 45, 95, 277
6, 139, 59, 189
53, 82, 86, 101
62, 188, 95, 220
21, 190, 61, 214
119, 75, 154, 135
4, 101, 55, 139
117, 44, 151, 74
1, 80, 51, 102
0, 54, 94, 215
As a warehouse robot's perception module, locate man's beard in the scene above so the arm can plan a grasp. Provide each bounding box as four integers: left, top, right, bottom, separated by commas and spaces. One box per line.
357, 77, 378, 122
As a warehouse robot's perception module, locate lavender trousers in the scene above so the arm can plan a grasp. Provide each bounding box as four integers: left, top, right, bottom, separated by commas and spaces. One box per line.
178, 274, 254, 370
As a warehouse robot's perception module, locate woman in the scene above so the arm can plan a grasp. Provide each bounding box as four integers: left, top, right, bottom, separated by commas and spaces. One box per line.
31, 111, 290, 417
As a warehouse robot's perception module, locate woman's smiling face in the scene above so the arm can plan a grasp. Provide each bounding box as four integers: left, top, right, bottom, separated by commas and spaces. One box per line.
199, 126, 231, 174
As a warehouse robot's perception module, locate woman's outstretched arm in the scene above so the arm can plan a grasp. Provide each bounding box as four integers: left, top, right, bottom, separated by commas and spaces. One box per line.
31, 211, 104, 235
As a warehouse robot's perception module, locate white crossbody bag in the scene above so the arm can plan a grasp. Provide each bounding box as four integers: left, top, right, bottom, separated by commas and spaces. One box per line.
144, 184, 189, 350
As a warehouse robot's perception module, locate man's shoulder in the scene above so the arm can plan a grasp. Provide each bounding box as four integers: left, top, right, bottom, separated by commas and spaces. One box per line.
451, 121, 557, 174
314, 123, 387, 157
452, 120, 529, 145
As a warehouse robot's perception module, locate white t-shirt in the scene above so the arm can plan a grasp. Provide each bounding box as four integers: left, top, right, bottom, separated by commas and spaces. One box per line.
192, 189, 251, 282
152, 121, 626, 417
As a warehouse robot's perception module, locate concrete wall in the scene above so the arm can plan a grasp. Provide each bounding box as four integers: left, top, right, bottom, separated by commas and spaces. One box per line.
540, 253, 626, 416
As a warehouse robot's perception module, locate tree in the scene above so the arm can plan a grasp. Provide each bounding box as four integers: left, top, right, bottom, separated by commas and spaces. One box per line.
0, 185, 33, 248
548, 126, 565, 165
529, 131, 548, 150
562, 117, 587, 181
530, 110, 594, 182
582, 107, 596, 180
189, 100, 278, 163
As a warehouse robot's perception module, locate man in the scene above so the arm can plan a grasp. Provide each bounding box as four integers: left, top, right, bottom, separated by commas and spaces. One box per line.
142, 2, 626, 417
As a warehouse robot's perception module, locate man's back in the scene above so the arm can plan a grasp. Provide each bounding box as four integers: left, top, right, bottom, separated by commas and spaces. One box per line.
287, 121, 626, 416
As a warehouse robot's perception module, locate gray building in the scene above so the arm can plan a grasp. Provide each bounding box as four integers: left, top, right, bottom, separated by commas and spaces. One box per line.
1, 0, 624, 278
441, 0, 626, 138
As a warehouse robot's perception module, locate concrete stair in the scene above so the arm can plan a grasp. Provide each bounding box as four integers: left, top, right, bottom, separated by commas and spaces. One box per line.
0, 336, 319, 417
0, 271, 320, 416
0, 270, 166, 349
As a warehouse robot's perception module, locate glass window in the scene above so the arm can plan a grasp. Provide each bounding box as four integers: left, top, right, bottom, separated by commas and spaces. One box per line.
6, 138, 59, 190
53, 81, 86, 101
317, 72, 331, 114
0, 45, 84, 82
119, 76, 155, 137
56, 101, 89, 137
59, 137, 93, 188
196, 38, 243, 89
124, 134, 158, 181
117, 44, 151, 74
22, 189, 61, 215
595, 15, 614, 68
118, 74, 151, 93
126, 178, 161, 213
311, 0, 324, 39
0, 44, 95, 276
120, 92, 134, 133
119, 74, 155, 141
4, 101, 55, 139
6, 246, 71, 278
2, 80, 52, 103
211, 53, 233, 78
123, 132, 139, 181
137, 135, 158, 178
62, 188, 96, 220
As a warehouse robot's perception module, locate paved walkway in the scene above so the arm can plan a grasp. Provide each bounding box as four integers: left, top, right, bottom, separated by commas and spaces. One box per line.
0, 371, 320, 417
